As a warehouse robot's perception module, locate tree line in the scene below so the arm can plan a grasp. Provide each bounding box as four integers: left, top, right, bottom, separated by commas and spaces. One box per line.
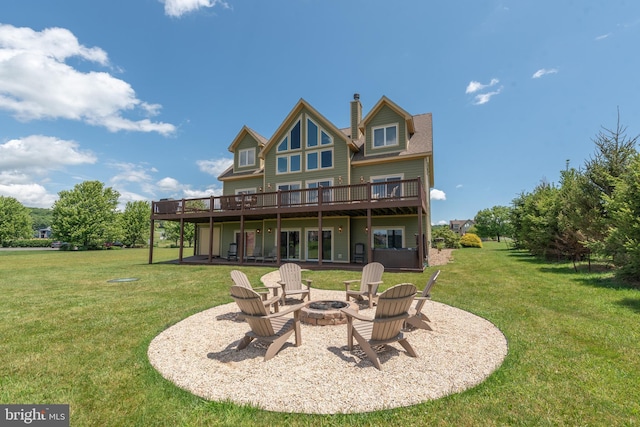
473, 114, 639, 282
0, 181, 153, 249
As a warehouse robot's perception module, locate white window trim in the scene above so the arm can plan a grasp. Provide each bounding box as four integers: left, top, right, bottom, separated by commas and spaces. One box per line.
371, 123, 399, 149
372, 226, 405, 249
305, 148, 334, 171
305, 227, 334, 262
370, 174, 403, 198
238, 148, 255, 167
306, 117, 333, 149
235, 188, 256, 195
306, 179, 334, 204
276, 153, 302, 175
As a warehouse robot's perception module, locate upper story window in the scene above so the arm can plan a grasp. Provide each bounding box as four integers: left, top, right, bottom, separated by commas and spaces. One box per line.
372, 124, 398, 148
306, 149, 333, 171
238, 148, 255, 167
278, 120, 302, 152
371, 175, 402, 199
307, 118, 332, 148
277, 153, 301, 174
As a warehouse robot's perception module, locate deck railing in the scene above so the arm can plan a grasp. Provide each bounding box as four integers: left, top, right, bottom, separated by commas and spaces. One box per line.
152, 178, 424, 216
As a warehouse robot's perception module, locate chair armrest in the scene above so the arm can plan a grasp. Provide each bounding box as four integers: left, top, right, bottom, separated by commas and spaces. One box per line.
343, 279, 358, 291
303, 279, 312, 288
266, 303, 305, 318
414, 296, 430, 301
340, 307, 372, 322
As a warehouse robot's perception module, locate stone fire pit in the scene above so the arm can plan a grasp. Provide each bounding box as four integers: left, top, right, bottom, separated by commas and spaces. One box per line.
300, 300, 359, 326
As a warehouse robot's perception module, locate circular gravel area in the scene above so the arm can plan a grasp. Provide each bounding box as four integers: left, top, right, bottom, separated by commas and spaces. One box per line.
148, 271, 508, 414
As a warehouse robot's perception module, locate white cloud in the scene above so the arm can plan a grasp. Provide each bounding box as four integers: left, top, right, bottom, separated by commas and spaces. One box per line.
433, 220, 448, 226
0, 135, 96, 173
0, 24, 176, 135
532, 68, 558, 79
595, 33, 611, 41
183, 187, 222, 198
473, 87, 503, 105
156, 177, 182, 192
430, 188, 446, 200
197, 157, 233, 176
163, 0, 230, 17
456, 184, 463, 189
0, 183, 57, 208
109, 162, 154, 185
465, 78, 499, 94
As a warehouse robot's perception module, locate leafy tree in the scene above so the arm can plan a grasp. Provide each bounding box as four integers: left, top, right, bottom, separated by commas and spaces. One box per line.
121, 201, 151, 247
431, 225, 460, 249
51, 181, 120, 249
0, 196, 33, 244
474, 206, 512, 242
604, 153, 640, 280
163, 220, 195, 247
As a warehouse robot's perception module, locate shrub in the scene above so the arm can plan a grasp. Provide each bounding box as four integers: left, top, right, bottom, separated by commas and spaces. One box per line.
460, 233, 483, 248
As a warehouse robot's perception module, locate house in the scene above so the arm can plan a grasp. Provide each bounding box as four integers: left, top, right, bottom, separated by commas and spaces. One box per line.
148, 94, 434, 271
449, 219, 474, 236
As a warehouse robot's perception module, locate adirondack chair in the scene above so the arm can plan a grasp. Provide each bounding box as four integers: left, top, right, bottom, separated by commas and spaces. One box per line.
344, 262, 384, 309
341, 283, 418, 370
226, 242, 238, 261
229, 285, 304, 361
230, 270, 280, 313
278, 263, 312, 305
404, 270, 440, 331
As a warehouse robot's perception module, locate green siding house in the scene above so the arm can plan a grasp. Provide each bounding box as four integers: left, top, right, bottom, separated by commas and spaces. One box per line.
149, 94, 434, 271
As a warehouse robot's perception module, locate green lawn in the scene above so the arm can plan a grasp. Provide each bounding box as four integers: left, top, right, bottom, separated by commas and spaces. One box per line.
1, 243, 638, 426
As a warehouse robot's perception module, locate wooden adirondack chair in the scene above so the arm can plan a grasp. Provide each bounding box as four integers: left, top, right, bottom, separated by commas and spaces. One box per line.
278, 263, 312, 305
230, 270, 280, 313
229, 285, 304, 361
341, 283, 417, 370
404, 270, 440, 331
344, 262, 384, 309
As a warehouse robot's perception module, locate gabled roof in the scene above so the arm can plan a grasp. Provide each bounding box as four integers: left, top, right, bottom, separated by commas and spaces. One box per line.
360, 95, 415, 135
259, 98, 358, 158
227, 125, 268, 152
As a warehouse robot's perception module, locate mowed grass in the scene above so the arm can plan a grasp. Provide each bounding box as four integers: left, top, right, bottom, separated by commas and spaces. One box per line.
0, 243, 639, 426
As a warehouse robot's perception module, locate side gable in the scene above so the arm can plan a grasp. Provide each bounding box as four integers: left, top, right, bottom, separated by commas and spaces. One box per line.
228, 125, 267, 173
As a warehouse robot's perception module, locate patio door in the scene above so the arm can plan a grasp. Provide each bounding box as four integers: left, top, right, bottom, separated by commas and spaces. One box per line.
306, 229, 332, 261
279, 230, 300, 260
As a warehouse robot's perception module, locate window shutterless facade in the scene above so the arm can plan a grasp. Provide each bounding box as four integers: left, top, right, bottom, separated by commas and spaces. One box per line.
238, 148, 255, 167
372, 124, 398, 148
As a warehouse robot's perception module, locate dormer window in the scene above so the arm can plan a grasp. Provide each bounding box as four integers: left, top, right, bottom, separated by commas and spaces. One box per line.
372, 124, 398, 148
238, 148, 255, 167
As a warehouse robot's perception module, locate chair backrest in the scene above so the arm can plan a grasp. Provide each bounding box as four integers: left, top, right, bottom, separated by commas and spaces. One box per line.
252, 245, 262, 257
228, 242, 237, 256
415, 270, 440, 314
230, 270, 252, 289
230, 285, 274, 336
371, 283, 416, 341
360, 262, 384, 294
355, 243, 365, 256
279, 263, 302, 291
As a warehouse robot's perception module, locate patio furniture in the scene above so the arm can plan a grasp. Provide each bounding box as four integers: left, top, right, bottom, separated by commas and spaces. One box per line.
226, 242, 238, 261
341, 283, 418, 370
263, 247, 277, 263
278, 263, 312, 305
230, 270, 279, 313
405, 270, 440, 331
247, 245, 263, 262
344, 262, 384, 309
353, 242, 365, 263
229, 285, 304, 361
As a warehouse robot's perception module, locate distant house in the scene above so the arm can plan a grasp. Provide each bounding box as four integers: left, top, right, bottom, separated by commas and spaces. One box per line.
449, 220, 473, 236
36, 227, 52, 239
149, 94, 435, 271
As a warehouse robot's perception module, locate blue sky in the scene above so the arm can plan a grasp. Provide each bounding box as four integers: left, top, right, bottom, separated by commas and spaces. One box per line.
1, 0, 639, 225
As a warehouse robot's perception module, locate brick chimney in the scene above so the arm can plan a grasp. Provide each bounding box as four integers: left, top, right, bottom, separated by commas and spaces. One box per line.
350, 93, 362, 140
